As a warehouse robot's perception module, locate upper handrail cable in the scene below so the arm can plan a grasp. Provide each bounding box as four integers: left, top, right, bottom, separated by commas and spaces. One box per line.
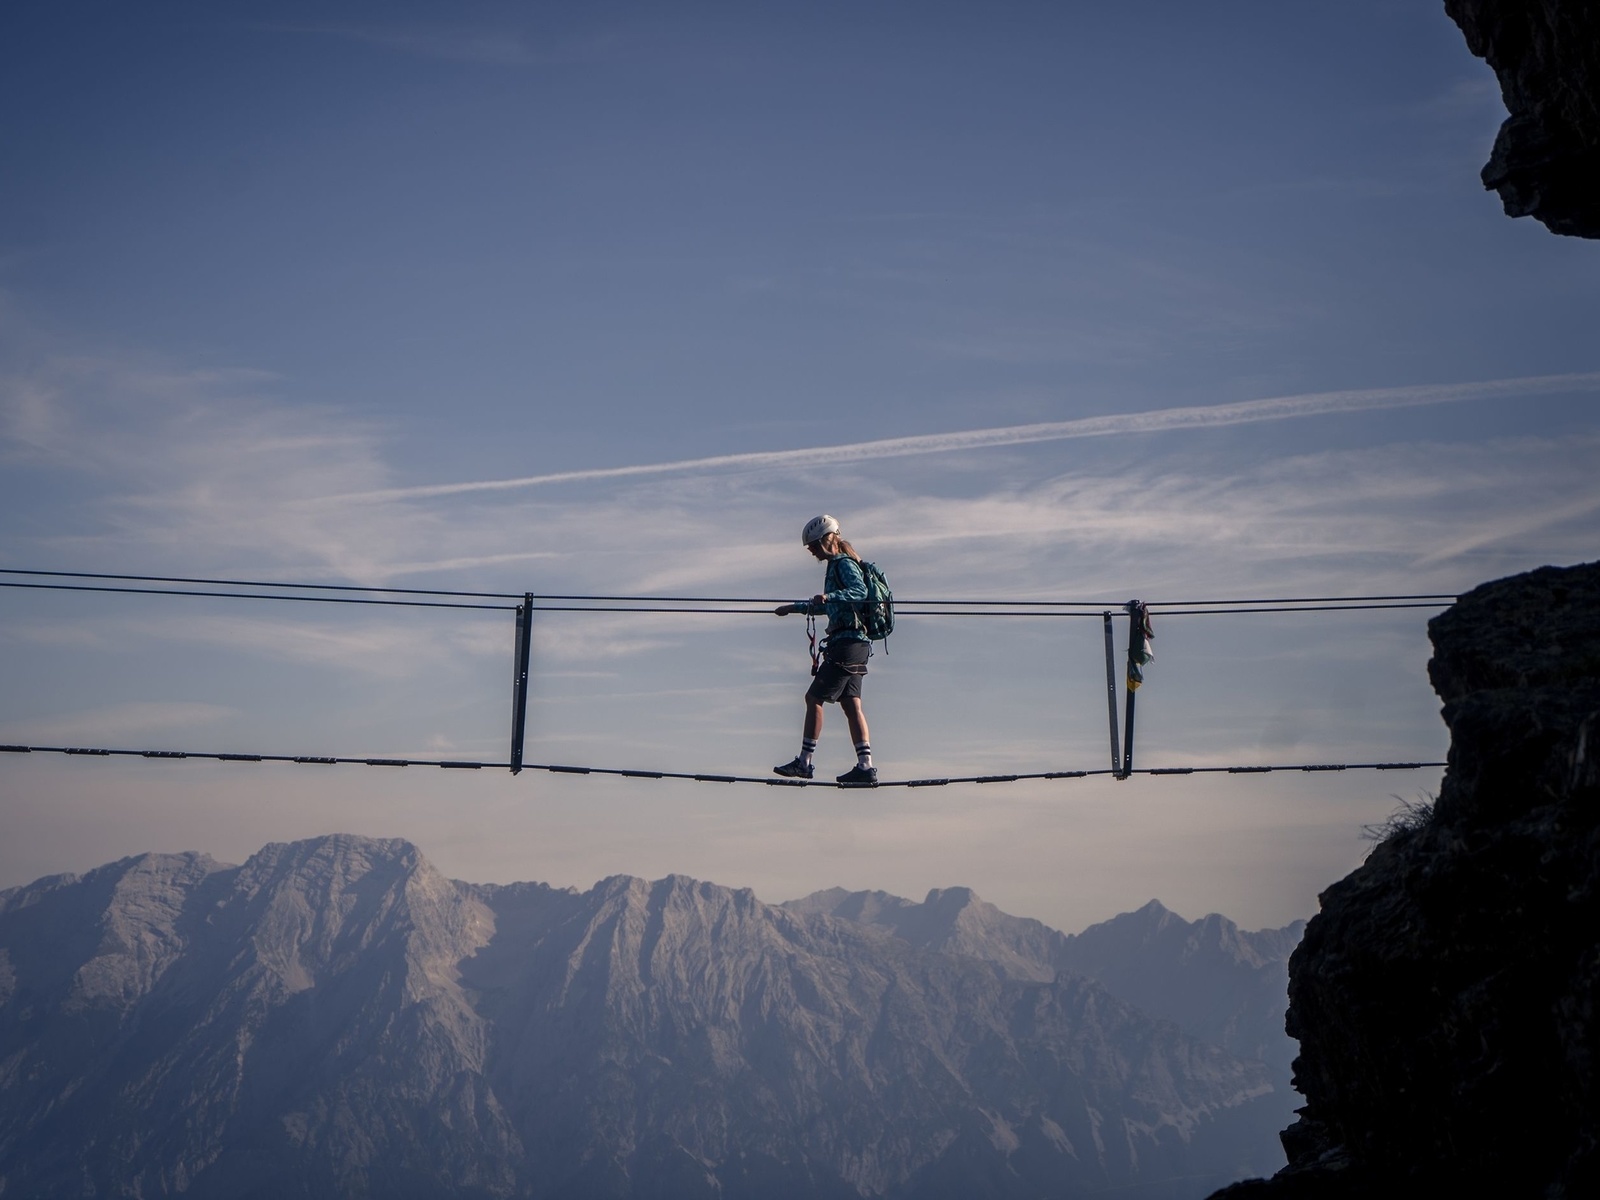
0, 569, 1459, 614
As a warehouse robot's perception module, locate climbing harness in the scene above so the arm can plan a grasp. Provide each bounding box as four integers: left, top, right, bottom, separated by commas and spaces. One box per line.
805, 622, 868, 678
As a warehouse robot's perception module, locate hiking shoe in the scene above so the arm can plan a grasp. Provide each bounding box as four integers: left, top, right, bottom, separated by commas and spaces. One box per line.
836, 765, 878, 786
773, 757, 814, 780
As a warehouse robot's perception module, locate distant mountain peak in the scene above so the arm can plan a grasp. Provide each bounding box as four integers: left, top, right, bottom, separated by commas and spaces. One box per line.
795, 885, 1304, 1088
923, 884, 978, 907
249, 832, 423, 871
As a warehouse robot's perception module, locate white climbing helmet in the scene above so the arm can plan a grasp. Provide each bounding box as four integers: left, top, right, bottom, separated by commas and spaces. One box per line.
801, 514, 839, 545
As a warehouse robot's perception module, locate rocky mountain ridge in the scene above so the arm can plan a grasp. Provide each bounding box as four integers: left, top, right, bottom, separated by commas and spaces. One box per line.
1, 836, 1291, 1199
785, 889, 1303, 1078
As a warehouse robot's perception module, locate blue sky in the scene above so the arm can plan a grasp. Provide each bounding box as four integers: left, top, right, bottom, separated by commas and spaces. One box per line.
2, 0, 1597, 934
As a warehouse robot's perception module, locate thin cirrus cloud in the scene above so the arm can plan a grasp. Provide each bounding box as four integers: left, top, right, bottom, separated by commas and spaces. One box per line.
325, 373, 1600, 504
546, 432, 1600, 604
0, 614, 509, 679
1410, 491, 1600, 568
0, 701, 235, 744
5, 347, 1594, 602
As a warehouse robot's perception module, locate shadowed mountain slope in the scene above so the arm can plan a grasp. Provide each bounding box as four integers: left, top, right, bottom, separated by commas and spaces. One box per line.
785, 888, 1303, 1077
1053, 902, 1304, 1078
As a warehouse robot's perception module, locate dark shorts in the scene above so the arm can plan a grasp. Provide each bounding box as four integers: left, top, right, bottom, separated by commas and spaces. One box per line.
806, 638, 871, 704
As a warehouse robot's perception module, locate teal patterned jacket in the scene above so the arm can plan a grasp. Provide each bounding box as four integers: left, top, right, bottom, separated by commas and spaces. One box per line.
800, 555, 869, 643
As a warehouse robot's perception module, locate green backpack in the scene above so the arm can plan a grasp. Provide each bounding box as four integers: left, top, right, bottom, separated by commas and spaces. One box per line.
832, 557, 895, 643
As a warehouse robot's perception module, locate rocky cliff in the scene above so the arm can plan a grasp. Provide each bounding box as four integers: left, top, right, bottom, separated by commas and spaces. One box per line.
1445, 0, 1600, 238
1212, 560, 1600, 1197
0, 836, 1289, 1198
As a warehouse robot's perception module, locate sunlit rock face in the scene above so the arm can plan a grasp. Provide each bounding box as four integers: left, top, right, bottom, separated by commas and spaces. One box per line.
1446, 0, 1600, 238
1211, 561, 1600, 1198
0, 835, 1290, 1198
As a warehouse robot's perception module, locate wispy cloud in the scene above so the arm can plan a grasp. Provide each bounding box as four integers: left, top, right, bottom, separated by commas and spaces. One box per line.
366, 551, 564, 577
148, 613, 511, 677
0, 701, 234, 744
327, 373, 1600, 503
2, 349, 466, 583
0, 613, 508, 678
5, 330, 1596, 617
1411, 491, 1600, 568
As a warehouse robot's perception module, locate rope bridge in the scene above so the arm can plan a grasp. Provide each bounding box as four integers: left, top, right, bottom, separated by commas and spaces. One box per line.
0, 568, 1458, 784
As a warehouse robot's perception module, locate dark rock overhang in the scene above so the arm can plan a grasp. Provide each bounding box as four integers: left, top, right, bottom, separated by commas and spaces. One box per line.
1445, 0, 1600, 238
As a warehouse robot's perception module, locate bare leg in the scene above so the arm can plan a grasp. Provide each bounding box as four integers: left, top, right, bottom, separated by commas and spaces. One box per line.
804, 697, 824, 741
840, 697, 869, 747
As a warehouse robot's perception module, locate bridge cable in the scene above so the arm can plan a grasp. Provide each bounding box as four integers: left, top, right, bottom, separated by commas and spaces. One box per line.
0, 743, 1445, 787
0, 574, 1456, 616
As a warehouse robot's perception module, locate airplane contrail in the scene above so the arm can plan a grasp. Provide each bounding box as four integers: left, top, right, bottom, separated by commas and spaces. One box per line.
330, 372, 1600, 503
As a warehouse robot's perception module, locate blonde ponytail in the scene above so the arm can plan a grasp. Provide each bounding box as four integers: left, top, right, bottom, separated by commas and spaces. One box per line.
820, 532, 861, 562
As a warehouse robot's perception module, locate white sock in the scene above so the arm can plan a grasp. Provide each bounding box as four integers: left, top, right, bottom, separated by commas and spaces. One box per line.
855, 741, 872, 769
800, 738, 817, 768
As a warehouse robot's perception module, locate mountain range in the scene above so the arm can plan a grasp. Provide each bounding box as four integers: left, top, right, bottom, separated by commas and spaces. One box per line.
786, 887, 1302, 1081
0, 835, 1301, 1198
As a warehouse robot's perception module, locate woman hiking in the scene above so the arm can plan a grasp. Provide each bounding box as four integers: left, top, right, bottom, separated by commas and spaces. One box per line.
773, 514, 877, 785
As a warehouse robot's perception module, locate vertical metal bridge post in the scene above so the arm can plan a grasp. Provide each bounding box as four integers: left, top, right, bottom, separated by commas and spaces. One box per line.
510, 594, 533, 774
1122, 601, 1140, 779
1102, 612, 1121, 776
